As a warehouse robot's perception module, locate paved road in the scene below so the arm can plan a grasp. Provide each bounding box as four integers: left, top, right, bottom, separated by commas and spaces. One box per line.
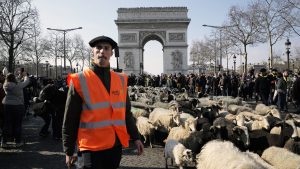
0, 114, 186, 169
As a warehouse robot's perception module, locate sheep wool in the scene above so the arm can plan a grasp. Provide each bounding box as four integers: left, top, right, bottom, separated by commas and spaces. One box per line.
261, 146, 300, 169
196, 140, 270, 169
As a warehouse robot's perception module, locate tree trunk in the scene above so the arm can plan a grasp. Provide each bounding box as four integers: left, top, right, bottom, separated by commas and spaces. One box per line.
244, 44, 248, 74
8, 47, 14, 73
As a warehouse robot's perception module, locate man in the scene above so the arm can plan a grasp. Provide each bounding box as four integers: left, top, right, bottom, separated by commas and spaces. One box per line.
62, 36, 144, 169
276, 70, 288, 112
255, 68, 271, 105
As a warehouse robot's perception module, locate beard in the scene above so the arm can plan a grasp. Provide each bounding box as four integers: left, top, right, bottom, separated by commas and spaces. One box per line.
99, 57, 106, 66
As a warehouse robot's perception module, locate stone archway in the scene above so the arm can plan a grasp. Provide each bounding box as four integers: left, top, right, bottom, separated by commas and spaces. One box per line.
115, 7, 190, 75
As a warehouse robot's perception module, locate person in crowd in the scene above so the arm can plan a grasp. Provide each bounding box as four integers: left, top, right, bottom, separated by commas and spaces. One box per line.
276, 70, 288, 112
268, 69, 278, 105
292, 71, 300, 113
230, 73, 239, 97
255, 68, 271, 105
0, 72, 6, 134
62, 36, 144, 169
1, 72, 30, 148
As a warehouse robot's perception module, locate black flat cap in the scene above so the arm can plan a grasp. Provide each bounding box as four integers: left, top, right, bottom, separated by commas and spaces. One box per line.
89, 36, 118, 49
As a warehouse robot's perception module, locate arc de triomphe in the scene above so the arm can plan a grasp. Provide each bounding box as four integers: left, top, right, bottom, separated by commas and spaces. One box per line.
115, 7, 190, 75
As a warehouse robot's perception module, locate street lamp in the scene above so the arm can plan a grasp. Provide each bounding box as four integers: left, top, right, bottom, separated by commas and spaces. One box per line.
233, 54, 236, 73
45, 61, 49, 77
47, 27, 82, 75
285, 38, 291, 71
203, 24, 237, 72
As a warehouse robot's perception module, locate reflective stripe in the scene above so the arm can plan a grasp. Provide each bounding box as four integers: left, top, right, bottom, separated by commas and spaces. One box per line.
82, 102, 125, 110
82, 102, 110, 110
115, 73, 124, 89
78, 72, 91, 103
79, 120, 126, 129
112, 102, 125, 108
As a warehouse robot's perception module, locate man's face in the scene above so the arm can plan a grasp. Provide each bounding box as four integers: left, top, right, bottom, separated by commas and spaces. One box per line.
283, 71, 288, 77
92, 42, 113, 67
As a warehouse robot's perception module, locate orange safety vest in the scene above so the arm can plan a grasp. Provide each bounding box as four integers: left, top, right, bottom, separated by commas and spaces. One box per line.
69, 68, 130, 151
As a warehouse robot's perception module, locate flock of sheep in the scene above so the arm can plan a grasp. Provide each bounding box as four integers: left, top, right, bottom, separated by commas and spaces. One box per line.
128, 86, 300, 169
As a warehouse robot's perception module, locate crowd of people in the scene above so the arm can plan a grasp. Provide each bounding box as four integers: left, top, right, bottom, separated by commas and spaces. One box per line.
0, 68, 67, 148
128, 68, 300, 113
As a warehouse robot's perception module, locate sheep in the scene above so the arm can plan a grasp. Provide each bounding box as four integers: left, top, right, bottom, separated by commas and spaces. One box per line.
131, 107, 150, 119
245, 151, 275, 169
248, 119, 296, 155
218, 97, 243, 108
164, 139, 193, 169
136, 116, 155, 148
179, 112, 198, 131
196, 140, 270, 169
197, 98, 219, 107
148, 107, 180, 133
166, 126, 192, 143
255, 104, 281, 119
227, 104, 253, 115
244, 116, 270, 131
261, 146, 300, 169
153, 101, 170, 109
210, 117, 250, 150
195, 105, 220, 124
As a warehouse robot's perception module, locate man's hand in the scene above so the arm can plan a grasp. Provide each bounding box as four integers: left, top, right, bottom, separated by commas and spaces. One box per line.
134, 140, 144, 156
66, 155, 77, 168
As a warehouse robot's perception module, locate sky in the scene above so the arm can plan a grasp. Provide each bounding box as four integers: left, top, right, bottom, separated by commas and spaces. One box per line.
32, 0, 298, 75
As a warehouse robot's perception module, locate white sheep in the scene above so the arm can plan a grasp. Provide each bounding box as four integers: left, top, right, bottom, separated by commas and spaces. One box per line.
136, 116, 155, 148
244, 116, 270, 131
261, 146, 300, 169
196, 140, 270, 169
179, 112, 198, 131
149, 107, 180, 133
218, 97, 243, 108
164, 139, 193, 169
255, 104, 281, 119
245, 151, 275, 169
228, 104, 253, 115
131, 107, 149, 119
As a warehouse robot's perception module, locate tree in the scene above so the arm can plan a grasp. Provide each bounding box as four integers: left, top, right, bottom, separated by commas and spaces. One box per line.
73, 35, 89, 71
0, 0, 38, 72
46, 32, 63, 78
22, 13, 49, 77
256, 0, 295, 68
283, 0, 300, 36
226, 3, 263, 73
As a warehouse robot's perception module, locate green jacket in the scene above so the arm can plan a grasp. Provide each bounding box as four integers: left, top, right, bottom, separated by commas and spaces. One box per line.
62, 64, 139, 156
